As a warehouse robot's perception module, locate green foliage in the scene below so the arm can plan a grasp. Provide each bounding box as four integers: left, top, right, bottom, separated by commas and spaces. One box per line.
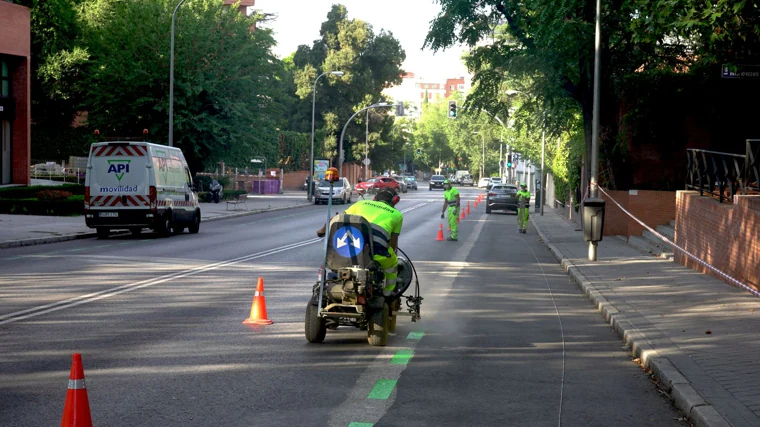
292, 4, 405, 165
0, 196, 84, 216
0, 184, 85, 199
13, 0, 91, 160
78, 0, 285, 173
36, 189, 74, 200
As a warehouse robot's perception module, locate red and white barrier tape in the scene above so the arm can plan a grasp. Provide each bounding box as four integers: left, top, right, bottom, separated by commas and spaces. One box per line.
598, 186, 759, 298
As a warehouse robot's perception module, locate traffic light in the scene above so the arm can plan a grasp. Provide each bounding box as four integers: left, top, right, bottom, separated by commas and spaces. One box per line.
448, 100, 457, 118
507, 154, 512, 168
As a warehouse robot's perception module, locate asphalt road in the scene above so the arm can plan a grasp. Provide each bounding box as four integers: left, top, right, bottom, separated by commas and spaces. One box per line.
0, 186, 685, 426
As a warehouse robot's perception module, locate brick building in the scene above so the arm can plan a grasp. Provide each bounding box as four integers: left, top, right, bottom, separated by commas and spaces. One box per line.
0, 1, 31, 186
444, 77, 466, 98
223, 0, 255, 15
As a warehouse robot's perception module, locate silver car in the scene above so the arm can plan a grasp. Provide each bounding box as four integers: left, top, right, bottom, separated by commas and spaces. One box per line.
392, 176, 408, 193
314, 177, 352, 204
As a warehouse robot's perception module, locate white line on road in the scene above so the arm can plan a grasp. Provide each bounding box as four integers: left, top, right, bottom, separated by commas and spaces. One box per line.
0, 238, 321, 326
0, 203, 428, 326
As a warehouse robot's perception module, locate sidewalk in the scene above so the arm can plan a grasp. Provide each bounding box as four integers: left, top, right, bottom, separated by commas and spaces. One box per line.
0, 191, 311, 249
532, 208, 760, 427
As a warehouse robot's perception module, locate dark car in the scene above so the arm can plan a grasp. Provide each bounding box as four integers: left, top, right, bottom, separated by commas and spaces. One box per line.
429, 175, 445, 191
486, 184, 519, 214
403, 175, 418, 190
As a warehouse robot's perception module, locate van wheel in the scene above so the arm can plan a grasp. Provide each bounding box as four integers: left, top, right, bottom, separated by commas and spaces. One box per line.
158, 212, 173, 237
129, 227, 142, 236
188, 211, 200, 234
96, 228, 109, 239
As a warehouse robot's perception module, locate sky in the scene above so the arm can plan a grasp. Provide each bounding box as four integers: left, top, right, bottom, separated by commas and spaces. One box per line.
252, 0, 470, 82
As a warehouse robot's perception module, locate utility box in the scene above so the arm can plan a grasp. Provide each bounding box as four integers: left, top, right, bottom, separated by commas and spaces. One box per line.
583, 197, 606, 242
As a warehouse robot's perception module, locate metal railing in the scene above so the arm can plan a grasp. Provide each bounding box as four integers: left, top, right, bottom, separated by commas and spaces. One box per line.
686, 140, 760, 203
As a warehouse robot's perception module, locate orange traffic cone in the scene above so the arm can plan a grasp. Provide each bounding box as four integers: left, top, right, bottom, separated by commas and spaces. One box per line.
466, 202, 471, 216
436, 223, 445, 241
61, 353, 92, 427
460, 208, 466, 219
243, 277, 273, 325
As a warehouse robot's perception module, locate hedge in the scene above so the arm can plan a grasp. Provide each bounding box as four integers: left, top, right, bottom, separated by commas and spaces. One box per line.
0, 196, 84, 216
0, 184, 85, 199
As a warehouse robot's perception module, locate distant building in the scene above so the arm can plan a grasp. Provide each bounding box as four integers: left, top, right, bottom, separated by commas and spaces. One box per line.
0, 1, 31, 185
223, 0, 256, 14
383, 72, 470, 119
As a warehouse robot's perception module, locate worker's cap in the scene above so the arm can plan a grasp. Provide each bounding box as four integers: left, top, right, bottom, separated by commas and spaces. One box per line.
520, 183, 527, 187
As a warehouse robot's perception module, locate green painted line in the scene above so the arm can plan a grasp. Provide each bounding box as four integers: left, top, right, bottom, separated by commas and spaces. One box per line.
3, 256, 22, 261
141, 239, 151, 242
407, 331, 424, 340
390, 349, 414, 365
65, 247, 88, 252
348, 423, 373, 427
93, 244, 112, 249
114, 241, 134, 246
367, 379, 397, 400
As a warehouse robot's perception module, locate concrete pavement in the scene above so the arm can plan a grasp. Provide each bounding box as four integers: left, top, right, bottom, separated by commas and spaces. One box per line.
0, 191, 311, 249
532, 207, 760, 427
0, 188, 687, 426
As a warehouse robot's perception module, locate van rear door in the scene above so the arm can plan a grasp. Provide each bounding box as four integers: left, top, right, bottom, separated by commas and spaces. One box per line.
88, 143, 150, 210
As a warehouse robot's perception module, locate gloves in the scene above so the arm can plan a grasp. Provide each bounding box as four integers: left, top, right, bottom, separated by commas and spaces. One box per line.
440, 213, 445, 219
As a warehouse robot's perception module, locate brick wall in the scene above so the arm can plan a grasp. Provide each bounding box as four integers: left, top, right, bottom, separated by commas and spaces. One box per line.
0, 2, 31, 186
283, 171, 308, 190
675, 191, 760, 293
11, 57, 30, 185
598, 189, 676, 236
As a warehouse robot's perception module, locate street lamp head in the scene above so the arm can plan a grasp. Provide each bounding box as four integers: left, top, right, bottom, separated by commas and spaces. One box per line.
506, 90, 520, 96
373, 102, 390, 107
331, 71, 345, 77
472, 131, 479, 135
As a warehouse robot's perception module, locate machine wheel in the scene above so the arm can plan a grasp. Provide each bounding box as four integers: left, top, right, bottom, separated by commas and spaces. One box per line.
305, 301, 327, 343
188, 210, 200, 234
129, 227, 142, 236
388, 299, 400, 333
368, 304, 389, 346
96, 228, 109, 239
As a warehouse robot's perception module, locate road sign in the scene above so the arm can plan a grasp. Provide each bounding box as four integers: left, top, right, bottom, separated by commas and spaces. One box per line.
722, 64, 760, 79
333, 225, 365, 258
363, 158, 371, 166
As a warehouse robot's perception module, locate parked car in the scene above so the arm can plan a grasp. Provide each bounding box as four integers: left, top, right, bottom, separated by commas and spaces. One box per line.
84, 141, 200, 238
461, 174, 474, 186
354, 178, 377, 196
403, 176, 418, 190
430, 175, 446, 190
373, 176, 401, 192
314, 177, 352, 204
478, 177, 491, 189
486, 184, 519, 214
487, 177, 503, 190
392, 175, 408, 193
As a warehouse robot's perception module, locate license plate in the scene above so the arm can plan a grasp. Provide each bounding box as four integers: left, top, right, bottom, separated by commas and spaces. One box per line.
99, 212, 118, 218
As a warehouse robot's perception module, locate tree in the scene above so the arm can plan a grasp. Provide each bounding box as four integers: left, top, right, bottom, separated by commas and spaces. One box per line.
292, 4, 405, 166
425, 0, 760, 190
13, 0, 90, 160
79, 0, 285, 173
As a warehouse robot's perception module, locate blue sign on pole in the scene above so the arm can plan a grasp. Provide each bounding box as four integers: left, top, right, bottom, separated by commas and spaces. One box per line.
333, 226, 365, 258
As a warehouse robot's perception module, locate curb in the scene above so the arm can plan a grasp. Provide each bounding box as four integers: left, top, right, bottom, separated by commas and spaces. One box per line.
531, 219, 733, 427
0, 203, 313, 250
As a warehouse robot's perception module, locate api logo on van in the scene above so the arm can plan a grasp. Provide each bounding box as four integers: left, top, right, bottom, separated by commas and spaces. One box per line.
107, 160, 131, 181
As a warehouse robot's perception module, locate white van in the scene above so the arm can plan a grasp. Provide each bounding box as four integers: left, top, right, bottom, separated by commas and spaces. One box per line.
84, 141, 200, 238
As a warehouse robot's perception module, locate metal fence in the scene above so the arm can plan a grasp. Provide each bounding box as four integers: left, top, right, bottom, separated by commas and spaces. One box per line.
686, 140, 760, 203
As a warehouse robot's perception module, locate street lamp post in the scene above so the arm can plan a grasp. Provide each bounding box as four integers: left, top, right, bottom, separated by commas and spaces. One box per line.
309, 70, 344, 202
586, 0, 602, 260
472, 131, 485, 179
540, 110, 546, 216
338, 103, 391, 178
169, 0, 189, 148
